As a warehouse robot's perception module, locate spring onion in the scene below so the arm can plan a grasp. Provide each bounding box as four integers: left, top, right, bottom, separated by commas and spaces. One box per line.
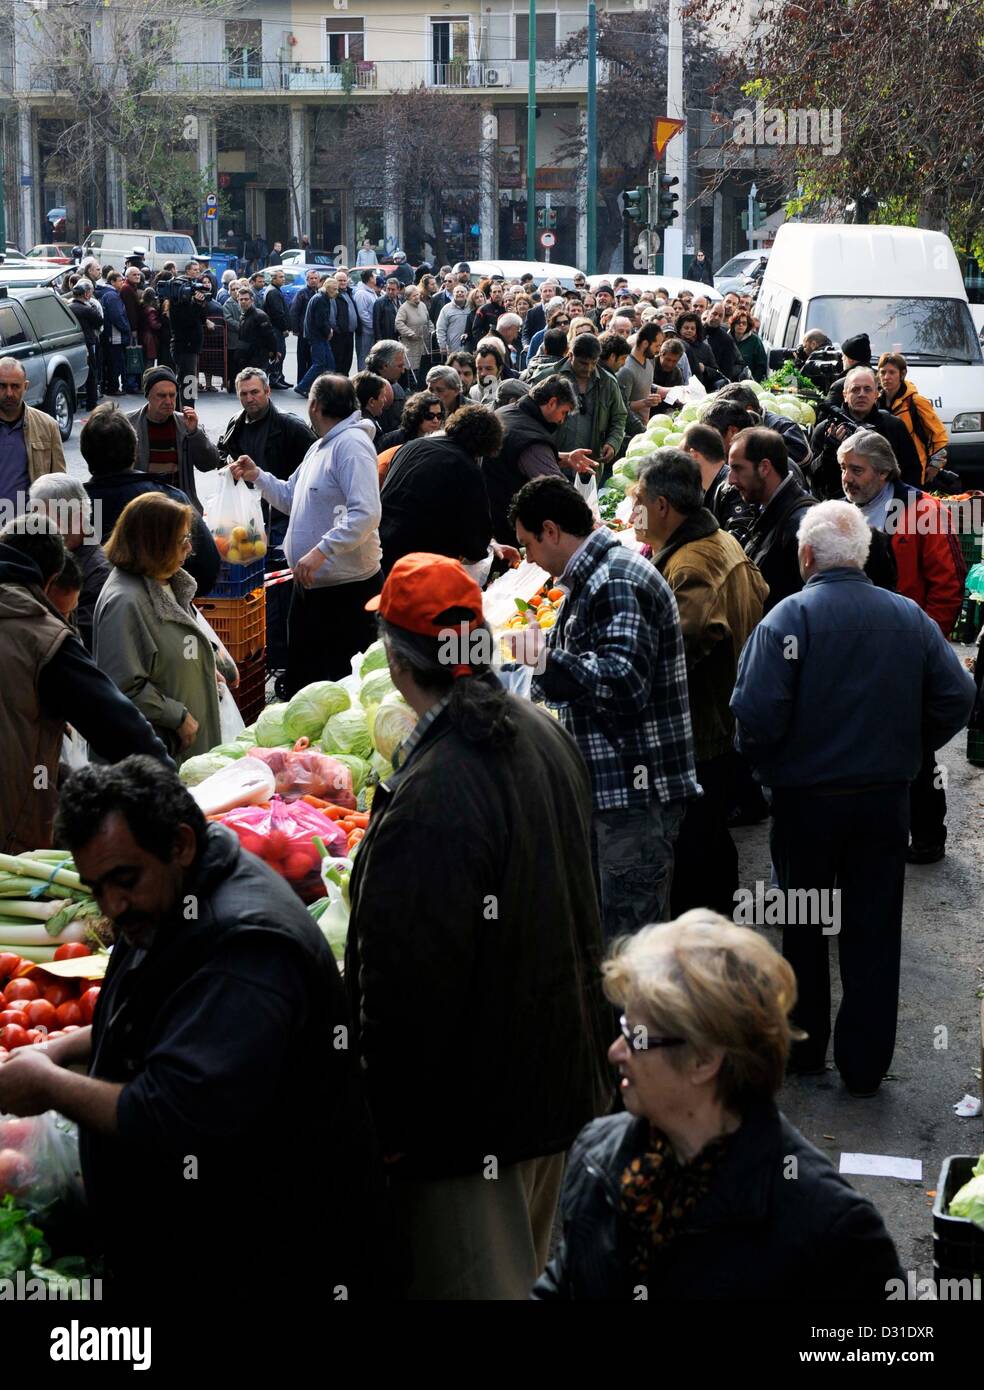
0, 853, 86, 893
0, 919, 88, 945
0, 944, 58, 964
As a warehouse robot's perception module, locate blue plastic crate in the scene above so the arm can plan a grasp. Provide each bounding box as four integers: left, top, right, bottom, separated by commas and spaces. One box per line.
204, 557, 266, 599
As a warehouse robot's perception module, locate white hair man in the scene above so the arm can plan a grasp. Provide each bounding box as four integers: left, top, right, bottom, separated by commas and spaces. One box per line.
731, 499, 975, 1100
28, 472, 109, 650
494, 312, 523, 372
838, 427, 966, 863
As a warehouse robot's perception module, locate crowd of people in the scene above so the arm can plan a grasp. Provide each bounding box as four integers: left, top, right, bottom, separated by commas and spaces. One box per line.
0, 246, 980, 1306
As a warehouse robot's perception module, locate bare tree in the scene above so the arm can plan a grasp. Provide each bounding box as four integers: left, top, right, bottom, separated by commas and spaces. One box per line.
344, 86, 493, 266
219, 103, 338, 246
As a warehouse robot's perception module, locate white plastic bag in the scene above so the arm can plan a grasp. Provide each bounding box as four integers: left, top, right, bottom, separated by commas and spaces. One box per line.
217, 679, 246, 740
574, 473, 600, 519
61, 727, 88, 773
462, 546, 495, 590
203, 467, 267, 566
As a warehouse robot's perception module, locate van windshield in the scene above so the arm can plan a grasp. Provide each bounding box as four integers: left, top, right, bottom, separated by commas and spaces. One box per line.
807, 296, 982, 364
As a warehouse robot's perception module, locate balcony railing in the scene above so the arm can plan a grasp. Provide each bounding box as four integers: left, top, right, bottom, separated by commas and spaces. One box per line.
25, 57, 591, 97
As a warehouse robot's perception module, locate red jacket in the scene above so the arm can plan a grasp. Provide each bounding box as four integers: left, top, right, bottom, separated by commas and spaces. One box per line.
888, 482, 965, 635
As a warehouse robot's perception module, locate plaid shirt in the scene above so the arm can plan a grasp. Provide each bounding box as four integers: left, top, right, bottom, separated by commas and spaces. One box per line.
532, 529, 699, 812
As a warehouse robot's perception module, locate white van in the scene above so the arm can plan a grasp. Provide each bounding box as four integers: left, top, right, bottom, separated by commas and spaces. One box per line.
82, 229, 200, 274
757, 224, 984, 483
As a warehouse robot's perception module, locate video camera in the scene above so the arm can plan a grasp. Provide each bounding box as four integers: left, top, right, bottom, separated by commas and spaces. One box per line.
798, 347, 842, 396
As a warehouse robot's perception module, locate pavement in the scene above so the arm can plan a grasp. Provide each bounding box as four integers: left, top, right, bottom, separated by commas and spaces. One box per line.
64, 343, 984, 1280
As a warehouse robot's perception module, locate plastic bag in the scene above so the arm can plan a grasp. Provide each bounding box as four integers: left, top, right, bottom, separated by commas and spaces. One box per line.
574, 473, 600, 519
482, 558, 551, 632
248, 739, 356, 807
217, 795, 348, 901
0, 1112, 83, 1210
217, 679, 246, 741
190, 755, 276, 817
461, 546, 494, 589
61, 727, 88, 773
204, 467, 267, 566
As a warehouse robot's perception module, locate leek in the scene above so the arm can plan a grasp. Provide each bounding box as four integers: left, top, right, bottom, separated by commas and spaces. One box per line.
0, 853, 86, 893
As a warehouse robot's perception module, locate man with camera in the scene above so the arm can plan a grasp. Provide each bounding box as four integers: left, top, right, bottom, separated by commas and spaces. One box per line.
809, 367, 921, 499
167, 261, 212, 408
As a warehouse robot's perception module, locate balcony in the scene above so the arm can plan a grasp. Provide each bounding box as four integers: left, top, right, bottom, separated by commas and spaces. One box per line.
25, 58, 591, 99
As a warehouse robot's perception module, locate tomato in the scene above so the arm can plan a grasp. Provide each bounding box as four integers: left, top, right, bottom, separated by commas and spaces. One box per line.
0, 1009, 28, 1028
23, 999, 57, 1030
0, 1148, 31, 1197
0, 1118, 37, 1148
42, 982, 76, 1007
0, 953, 23, 982
0, 1024, 30, 1050
3, 979, 40, 1003
79, 987, 101, 1025
53, 943, 92, 961
54, 1001, 82, 1028
25, 1029, 44, 1044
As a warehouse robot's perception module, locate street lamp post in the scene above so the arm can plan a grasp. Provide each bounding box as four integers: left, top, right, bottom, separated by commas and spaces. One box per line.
586, 0, 597, 274
526, 0, 537, 260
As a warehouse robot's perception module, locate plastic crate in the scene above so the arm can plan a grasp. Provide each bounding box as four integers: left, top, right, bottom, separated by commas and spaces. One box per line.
933, 1156, 984, 1283
205, 556, 266, 599
194, 589, 266, 662
961, 598, 984, 645
958, 530, 983, 570
231, 648, 267, 726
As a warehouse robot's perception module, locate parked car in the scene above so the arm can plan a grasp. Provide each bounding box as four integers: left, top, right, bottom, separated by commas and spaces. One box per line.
713, 250, 770, 295
0, 286, 88, 439
25, 244, 76, 265
81, 228, 199, 274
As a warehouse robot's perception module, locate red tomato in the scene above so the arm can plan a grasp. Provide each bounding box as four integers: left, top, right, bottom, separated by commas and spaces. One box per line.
54, 1001, 82, 1028
0, 1148, 31, 1196
79, 987, 101, 1025
25, 1029, 43, 1044
3, 979, 40, 1003
53, 943, 92, 961
0, 1009, 28, 1028
0, 953, 23, 982
0, 1118, 37, 1148
24, 999, 57, 1030
42, 982, 76, 1007
0, 1024, 30, 1050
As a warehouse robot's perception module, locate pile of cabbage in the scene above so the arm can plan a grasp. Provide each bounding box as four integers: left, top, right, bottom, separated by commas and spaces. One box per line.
602, 383, 816, 502
178, 640, 416, 801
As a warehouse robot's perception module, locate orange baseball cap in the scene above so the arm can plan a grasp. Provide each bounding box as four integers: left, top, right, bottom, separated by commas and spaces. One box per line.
365, 553, 484, 636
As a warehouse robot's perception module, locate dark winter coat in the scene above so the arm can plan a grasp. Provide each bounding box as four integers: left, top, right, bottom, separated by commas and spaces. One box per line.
345, 689, 610, 1180
532, 1102, 904, 1300
379, 433, 493, 570
262, 284, 290, 333
482, 394, 561, 544
809, 406, 922, 498
218, 403, 316, 483
236, 306, 279, 368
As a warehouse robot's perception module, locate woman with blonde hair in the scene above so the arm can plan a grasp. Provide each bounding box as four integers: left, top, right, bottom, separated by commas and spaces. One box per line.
567, 315, 597, 347
94, 493, 238, 763
533, 911, 903, 1300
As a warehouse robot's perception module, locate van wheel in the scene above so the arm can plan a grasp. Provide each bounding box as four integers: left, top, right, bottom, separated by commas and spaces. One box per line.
44, 378, 74, 441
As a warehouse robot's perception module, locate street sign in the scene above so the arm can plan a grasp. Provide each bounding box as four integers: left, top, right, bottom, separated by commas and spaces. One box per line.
205, 207, 218, 221
205, 193, 218, 208
652, 117, 685, 161
539, 231, 556, 248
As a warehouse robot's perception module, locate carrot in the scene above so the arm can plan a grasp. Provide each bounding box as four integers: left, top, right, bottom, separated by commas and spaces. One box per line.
348, 812, 370, 828
302, 794, 330, 809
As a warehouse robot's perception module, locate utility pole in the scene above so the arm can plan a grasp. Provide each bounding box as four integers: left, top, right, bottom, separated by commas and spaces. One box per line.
746, 181, 757, 250
663, 0, 685, 277
526, 0, 537, 260
585, 0, 597, 274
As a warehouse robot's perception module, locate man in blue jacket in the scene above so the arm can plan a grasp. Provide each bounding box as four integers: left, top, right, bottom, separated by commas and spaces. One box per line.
731, 501, 975, 1099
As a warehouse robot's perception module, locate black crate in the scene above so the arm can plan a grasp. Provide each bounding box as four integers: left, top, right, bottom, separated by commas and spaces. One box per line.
932, 1156, 984, 1282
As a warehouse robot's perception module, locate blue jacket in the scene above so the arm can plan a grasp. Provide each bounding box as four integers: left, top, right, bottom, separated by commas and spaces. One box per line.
303, 290, 337, 345
101, 287, 131, 339
731, 567, 976, 789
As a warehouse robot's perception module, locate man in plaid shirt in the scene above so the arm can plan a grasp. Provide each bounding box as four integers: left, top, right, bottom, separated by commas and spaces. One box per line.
507, 476, 700, 938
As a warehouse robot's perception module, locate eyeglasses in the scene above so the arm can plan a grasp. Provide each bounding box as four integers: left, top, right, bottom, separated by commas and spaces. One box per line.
425, 410, 444, 420
181, 533, 193, 545
619, 1014, 686, 1052
555, 319, 570, 327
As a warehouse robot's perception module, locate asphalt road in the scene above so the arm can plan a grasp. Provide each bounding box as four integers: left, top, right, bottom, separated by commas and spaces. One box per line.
65, 348, 984, 1281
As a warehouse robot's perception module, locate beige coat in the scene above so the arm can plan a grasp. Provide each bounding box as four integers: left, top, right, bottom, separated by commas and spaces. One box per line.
24, 404, 67, 483
394, 299, 433, 371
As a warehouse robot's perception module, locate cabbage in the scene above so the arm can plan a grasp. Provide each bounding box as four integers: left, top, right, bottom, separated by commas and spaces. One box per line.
370, 750, 394, 781
322, 706, 373, 761
332, 753, 370, 795
619, 455, 640, 482
254, 702, 290, 747
360, 668, 396, 708
283, 681, 351, 742
371, 694, 416, 762
949, 1170, 984, 1229
360, 640, 388, 678
605, 473, 629, 495
210, 742, 250, 760
179, 753, 235, 786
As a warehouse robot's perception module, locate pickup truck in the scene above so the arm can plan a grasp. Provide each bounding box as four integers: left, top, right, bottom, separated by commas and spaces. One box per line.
0, 286, 89, 439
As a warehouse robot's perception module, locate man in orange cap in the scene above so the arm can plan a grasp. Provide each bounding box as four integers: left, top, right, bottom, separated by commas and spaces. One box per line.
347, 552, 610, 1300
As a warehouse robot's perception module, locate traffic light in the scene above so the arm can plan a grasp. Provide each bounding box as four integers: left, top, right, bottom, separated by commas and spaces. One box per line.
656, 174, 679, 228
623, 186, 649, 226
752, 199, 767, 229
536, 207, 558, 229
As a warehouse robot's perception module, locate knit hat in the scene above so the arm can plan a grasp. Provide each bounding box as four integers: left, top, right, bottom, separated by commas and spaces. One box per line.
841, 333, 871, 363
141, 366, 178, 396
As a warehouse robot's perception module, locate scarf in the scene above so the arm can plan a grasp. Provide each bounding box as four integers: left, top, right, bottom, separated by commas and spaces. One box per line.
619, 1125, 731, 1274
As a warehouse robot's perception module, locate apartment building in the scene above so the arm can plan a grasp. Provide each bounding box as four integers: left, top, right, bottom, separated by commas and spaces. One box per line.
2, 0, 773, 270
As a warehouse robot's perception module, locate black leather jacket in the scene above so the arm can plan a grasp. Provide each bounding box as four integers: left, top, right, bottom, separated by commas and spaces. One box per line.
532, 1103, 903, 1300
